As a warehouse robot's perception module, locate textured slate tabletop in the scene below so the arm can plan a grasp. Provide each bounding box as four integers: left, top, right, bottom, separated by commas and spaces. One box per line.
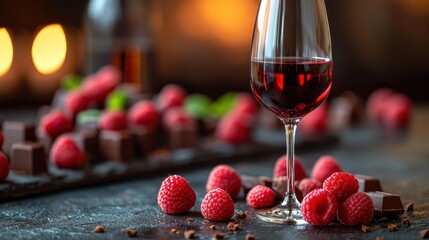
1, 107, 429, 240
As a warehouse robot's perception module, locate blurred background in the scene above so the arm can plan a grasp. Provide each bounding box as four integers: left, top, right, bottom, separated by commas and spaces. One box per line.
0, 0, 428, 108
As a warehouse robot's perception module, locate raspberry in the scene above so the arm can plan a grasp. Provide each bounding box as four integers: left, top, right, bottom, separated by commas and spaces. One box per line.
234, 92, 258, 116
50, 135, 86, 169
157, 175, 196, 215
40, 111, 73, 139
158, 84, 186, 111
0, 151, 10, 180
201, 188, 235, 221
273, 155, 307, 181
299, 102, 328, 136
82, 66, 120, 105
337, 192, 374, 226
301, 189, 338, 226
246, 185, 276, 209
215, 113, 250, 145
311, 155, 342, 183
382, 93, 412, 129
64, 90, 90, 117
366, 88, 395, 123
206, 165, 242, 199
298, 178, 322, 197
99, 110, 127, 131
128, 100, 159, 130
162, 107, 195, 131
323, 172, 359, 203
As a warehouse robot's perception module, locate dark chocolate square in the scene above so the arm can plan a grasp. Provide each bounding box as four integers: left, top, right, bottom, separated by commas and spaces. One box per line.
2, 121, 37, 155
130, 127, 158, 156
355, 174, 383, 192
168, 126, 197, 149
10, 141, 47, 175
99, 130, 134, 162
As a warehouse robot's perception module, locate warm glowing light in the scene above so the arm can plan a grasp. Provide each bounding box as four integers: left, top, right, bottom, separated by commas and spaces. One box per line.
0, 28, 13, 77
31, 24, 67, 75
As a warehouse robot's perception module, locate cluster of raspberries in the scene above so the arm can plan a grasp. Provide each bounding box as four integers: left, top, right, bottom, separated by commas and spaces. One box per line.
157, 155, 374, 226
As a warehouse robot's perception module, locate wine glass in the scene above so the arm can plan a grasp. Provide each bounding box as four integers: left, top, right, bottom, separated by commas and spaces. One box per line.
250, 0, 332, 224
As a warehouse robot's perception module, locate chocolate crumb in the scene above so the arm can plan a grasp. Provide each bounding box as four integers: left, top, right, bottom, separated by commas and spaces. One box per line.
388, 224, 398, 231
420, 229, 429, 238
405, 201, 414, 212
125, 228, 138, 237
213, 232, 225, 239
93, 225, 105, 233
227, 222, 239, 231
245, 233, 256, 240
402, 218, 411, 228
379, 217, 388, 222
375, 237, 384, 240
184, 230, 196, 239
236, 211, 247, 219
361, 225, 371, 233
210, 225, 216, 230
171, 228, 179, 234
187, 217, 194, 222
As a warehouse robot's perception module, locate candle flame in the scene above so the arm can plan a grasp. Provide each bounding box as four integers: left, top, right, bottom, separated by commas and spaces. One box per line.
31, 24, 67, 75
0, 28, 13, 77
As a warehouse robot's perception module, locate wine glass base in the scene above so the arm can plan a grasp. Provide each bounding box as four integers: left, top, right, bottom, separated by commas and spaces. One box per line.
256, 204, 306, 225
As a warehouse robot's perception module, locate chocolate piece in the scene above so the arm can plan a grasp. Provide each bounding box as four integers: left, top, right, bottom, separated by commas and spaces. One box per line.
171, 228, 179, 234
69, 132, 98, 161
405, 201, 414, 212
387, 223, 398, 231
421, 229, 429, 238
168, 124, 198, 149
130, 127, 158, 156
227, 222, 239, 231
361, 225, 371, 233
366, 191, 404, 216
272, 176, 303, 203
2, 121, 37, 156
355, 174, 383, 192
245, 234, 256, 240
99, 130, 134, 162
36, 127, 53, 155
235, 211, 247, 219
183, 230, 195, 239
402, 218, 410, 227
10, 141, 47, 175
241, 175, 272, 194
125, 228, 138, 237
93, 226, 105, 233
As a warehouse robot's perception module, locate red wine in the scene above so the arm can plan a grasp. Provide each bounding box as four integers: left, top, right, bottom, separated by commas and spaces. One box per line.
250, 58, 332, 119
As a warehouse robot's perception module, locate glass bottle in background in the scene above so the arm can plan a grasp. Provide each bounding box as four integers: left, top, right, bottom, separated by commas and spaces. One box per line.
84, 0, 155, 94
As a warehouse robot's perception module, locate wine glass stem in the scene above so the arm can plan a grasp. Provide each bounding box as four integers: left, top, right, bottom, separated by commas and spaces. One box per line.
283, 120, 299, 197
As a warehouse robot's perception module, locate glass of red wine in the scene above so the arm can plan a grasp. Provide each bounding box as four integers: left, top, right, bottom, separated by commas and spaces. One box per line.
250, 0, 332, 224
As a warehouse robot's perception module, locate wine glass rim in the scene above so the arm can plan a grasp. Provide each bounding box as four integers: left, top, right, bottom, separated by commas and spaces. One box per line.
251, 56, 332, 63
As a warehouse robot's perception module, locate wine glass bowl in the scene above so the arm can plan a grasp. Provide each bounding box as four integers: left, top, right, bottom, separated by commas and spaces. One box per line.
250, 0, 332, 224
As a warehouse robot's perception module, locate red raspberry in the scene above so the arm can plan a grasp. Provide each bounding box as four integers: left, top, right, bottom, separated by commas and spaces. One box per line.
215, 113, 250, 145
201, 188, 235, 221
366, 88, 395, 123
99, 110, 127, 131
50, 135, 87, 169
162, 107, 196, 131
206, 165, 242, 199
64, 90, 90, 118
299, 102, 328, 136
337, 192, 374, 226
82, 66, 120, 105
298, 178, 322, 197
234, 92, 258, 117
323, 172, 359, 203
157, 175, 196, 215
301, 189, 338, 226
311, 155, 342, 183
273, 155, 307, 181
40, 111, 73, 139
0, 151, 10, 180
382, 93, 412, 129
128, 100, 159, 130
96, 65, 121, 89
246, 185, 276, 209
158, 84, 186, 111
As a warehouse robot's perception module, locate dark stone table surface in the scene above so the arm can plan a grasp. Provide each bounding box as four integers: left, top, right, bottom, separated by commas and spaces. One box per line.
1, 106, 428, 239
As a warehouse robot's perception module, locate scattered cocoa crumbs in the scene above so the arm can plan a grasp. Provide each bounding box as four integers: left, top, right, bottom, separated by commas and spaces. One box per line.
379, 217, 388, 222
125, 228, 138, 237
213, 232, 225, 239
420, 229, 429, 238
388, 224, 398, 231
405, 201, 414, 212
187, 217, 194, 223
245, 233, 256, 240
184, 230, 196, 239
171, 228, 179, 234
93, 225, 105, 233
236, 211, 247, 219
361, 225, 371, 233
227, 222, 240, 231
210, 225, 216, 230
375, 237, 384, 240
402, 218, 411, 228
